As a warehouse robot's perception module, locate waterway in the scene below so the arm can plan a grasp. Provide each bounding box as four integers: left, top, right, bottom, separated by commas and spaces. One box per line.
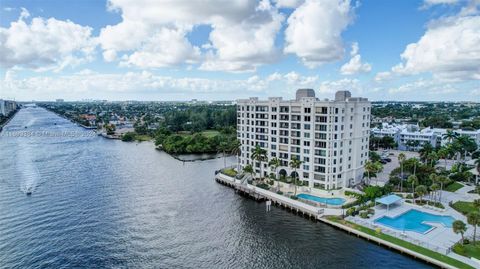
0, 107, 432, 268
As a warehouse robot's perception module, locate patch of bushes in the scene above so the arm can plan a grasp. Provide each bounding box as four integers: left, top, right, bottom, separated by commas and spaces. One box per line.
359, 211, 369, 219
276, 191, 283, 195
346, 208, 357, 216
290, 195, 298, 200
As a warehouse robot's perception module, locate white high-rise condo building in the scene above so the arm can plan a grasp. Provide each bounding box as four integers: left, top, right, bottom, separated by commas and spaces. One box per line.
236, 89, 371, 190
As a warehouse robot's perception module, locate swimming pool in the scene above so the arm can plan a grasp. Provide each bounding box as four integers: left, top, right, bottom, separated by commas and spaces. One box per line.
374, 209, 455, 234
296, 193, 345, 205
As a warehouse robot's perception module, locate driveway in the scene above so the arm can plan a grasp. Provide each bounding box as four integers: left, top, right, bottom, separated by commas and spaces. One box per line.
371, 150, 419, 186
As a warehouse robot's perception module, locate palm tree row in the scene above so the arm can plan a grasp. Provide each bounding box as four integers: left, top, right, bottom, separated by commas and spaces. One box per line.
243, 145, 303, 194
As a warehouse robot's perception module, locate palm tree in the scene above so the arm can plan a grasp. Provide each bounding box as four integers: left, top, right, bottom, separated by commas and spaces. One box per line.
456, 135, 477, 161
407, 175, 418, 204
415, 185, 427, 204
452, 220, 467, 245
289, 156, 303, 196
218, 141, 229, 168
436, 175, 449, 203
467, 211, 480, 244
251, 145, 267, 180
427, 152, 438, 167
364, 161, 382, 185
268, 157, 281, 182
243, 164, 253, 182
419, 143, 434, 163
475, 158, 480, 184
430, 183, 439, 204
398, 153, 406, 192
411, 157, 421, 176
230, 140, 242, 172
442, 130, 458, 144
437, 147, 449, 169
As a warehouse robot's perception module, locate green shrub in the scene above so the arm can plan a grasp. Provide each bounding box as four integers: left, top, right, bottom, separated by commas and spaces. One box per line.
268, 180, 274, 186
360, 211, 369, 219
290, 195, 298, 200
276, 191, 283, 195
346, 208, 356, 216
453, 243, 466, 256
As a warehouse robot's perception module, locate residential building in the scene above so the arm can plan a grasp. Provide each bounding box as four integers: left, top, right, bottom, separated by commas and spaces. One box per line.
0, 99, 17, 116
236, 89, 371, 190
371, 123, 480, 150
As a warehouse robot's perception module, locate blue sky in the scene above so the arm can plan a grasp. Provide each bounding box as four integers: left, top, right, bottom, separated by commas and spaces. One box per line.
0, 0, 479, 101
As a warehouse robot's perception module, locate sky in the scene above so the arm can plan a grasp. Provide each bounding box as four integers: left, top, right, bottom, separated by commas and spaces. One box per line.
0, 0, 479, 101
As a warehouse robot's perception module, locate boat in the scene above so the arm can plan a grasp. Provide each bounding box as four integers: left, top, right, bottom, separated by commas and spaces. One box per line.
25, 186, 32, 195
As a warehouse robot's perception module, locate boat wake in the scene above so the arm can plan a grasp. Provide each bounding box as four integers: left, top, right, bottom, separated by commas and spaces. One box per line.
17, 143, 41, 195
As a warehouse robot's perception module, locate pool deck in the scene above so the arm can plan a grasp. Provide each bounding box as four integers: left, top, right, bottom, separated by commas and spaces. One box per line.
347, 202, 479, 267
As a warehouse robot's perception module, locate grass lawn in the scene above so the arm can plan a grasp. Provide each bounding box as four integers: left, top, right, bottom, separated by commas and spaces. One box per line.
451, 201, 477, 216
200, 130, 220, 137
177, 130, 220, 138
445, 182, 464, 192
134, 134, 152, 141
222, 168, 237, 177
454, 242, 480, 260
326, 216, 475, 269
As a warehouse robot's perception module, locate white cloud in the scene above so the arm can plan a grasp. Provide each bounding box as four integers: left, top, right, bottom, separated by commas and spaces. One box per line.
318, 78, 362, 94
340, 42, 371, 75
275, 0, 304, 8
200, 1, 284, 72
374, 71, 392, 82
387, 79, 461, 96
423, 0, 458, 6
392, 9, 480, 81
0, 10, 95, 71
121, 27, 201, 68
99, 0, 282, 71
0, 70, 321, 100
284, 0, 354, 68
102, 49, 117, 62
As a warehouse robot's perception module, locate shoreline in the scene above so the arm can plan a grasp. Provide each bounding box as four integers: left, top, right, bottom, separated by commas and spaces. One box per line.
42, 107, 234, 161
215, 172, 476, 269
0, 109, 20, 132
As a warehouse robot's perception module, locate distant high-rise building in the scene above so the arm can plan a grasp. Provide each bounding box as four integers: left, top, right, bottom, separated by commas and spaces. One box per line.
0, 99, 17, 116
236, 89, 371, 190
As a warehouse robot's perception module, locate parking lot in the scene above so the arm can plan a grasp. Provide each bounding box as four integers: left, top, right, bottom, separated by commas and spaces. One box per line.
372, 150, 419, 186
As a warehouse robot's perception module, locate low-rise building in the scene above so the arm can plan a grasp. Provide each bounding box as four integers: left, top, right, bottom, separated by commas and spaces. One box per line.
371, 123, 480, 150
